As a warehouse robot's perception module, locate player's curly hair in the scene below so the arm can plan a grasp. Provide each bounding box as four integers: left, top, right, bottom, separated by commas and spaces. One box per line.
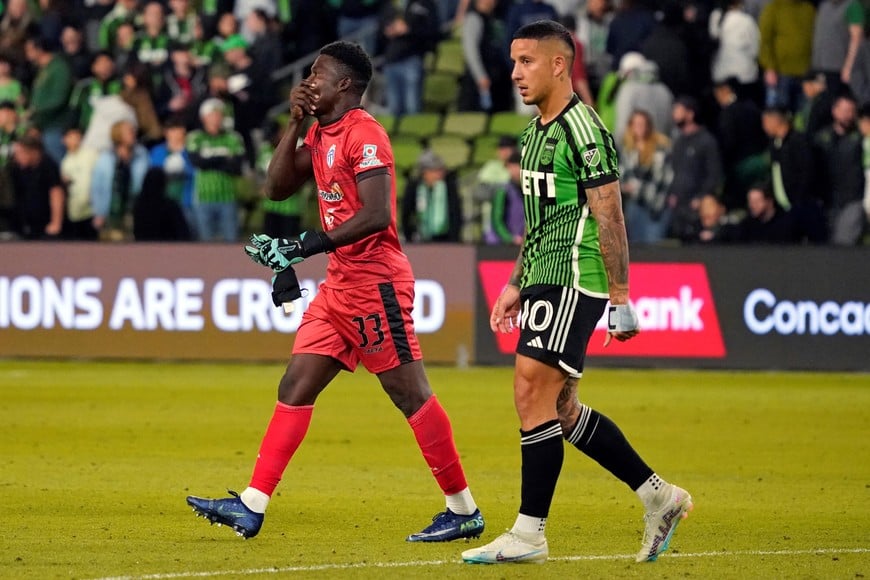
513, 20, 575, 61
320, 41, 372, 96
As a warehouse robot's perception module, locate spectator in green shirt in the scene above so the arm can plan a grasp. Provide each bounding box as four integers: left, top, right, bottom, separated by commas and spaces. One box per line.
25, 36, 73, 163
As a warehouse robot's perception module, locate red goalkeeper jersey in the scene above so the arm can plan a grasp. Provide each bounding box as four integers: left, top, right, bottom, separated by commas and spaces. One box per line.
303, 108, 415, 288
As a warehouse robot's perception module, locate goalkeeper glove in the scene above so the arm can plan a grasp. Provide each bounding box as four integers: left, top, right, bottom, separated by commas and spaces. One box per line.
244, 231, 335, 272
271, 267, 303, 308
607, 303, 639, 333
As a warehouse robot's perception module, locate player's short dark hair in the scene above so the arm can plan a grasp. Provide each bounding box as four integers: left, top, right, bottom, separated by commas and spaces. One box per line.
320, 41, 372, 95
513, 20, 575, 61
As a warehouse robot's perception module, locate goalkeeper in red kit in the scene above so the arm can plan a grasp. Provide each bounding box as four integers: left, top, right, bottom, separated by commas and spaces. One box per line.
185, 41, 485, 543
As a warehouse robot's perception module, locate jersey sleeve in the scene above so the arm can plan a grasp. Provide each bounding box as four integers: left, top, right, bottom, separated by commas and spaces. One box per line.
566, 104, 619, 188
342, 118, 394, 179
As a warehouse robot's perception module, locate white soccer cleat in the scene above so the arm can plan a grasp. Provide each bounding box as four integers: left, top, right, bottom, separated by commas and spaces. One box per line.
636, 484, 693, 562
462, 531, 548, 564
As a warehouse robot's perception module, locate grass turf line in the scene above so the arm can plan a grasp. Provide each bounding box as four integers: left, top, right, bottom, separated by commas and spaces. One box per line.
0, 361, 868, 579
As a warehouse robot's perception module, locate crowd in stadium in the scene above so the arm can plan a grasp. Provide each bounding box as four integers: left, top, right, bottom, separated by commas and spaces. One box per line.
0, 0, 868, 245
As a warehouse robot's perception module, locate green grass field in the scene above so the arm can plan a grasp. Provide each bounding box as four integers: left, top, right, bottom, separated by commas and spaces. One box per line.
1, 361, 868, 579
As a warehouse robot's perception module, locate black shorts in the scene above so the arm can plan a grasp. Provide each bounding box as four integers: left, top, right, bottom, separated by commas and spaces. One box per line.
516, 284, 608, 377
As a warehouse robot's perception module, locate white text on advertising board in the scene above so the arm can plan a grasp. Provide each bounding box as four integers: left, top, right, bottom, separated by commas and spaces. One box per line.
0, 276, 446, 334
744, 288, 870, 336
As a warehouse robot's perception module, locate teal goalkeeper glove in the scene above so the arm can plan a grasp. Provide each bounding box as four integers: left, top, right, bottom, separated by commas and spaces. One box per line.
244, 231, 335, 272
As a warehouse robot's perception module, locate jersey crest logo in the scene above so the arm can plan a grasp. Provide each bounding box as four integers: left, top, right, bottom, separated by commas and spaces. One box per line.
326, 144, 336, 168
583, 149, 600, 167
540, 144, 555, 165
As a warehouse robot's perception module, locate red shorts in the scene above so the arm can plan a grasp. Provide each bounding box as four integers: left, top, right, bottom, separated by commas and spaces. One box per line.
292, 281, 423, 373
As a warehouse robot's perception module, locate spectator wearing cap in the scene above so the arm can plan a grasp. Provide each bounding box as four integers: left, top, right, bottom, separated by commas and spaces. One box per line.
186, 98, 245, 241
794, 69, 834, 137
484, 149, 525, 245
758, 0, 815, 111
713, 77, 769, 210
612, 52, 673, 145
90, 119, 150, 240
761, 104, 828, 242
668, 95, 724, 242
401, 150, 463, 243
25, 36, 74, 164
9, 135, 65, 239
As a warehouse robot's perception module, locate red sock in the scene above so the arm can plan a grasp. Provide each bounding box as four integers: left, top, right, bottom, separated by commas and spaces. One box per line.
248, 402, 313, 496
407, 395, 468, 495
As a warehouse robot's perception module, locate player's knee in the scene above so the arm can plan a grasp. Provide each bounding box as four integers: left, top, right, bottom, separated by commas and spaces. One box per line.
382, 382, 429, 417
277, 371, 317, 406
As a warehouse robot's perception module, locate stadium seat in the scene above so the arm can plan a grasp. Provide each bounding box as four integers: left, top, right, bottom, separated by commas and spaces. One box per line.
471, 134, 502, 167
442, 111, 489, 139
433, 37, 465, 76
422, 72, 460, 114
374, 112, 396, 134
488, 111, 534, 139
392, 135, 425, 175
394, 112, 443, 140
427, 135, 472, 170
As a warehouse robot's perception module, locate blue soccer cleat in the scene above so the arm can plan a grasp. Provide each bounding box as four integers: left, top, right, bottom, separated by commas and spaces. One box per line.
186, 490, 264, 539
406, 508, 485, 542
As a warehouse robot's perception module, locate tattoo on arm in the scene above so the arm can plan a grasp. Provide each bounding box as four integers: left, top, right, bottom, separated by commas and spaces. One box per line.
587, 181, 630, 304
508, 249, 523, 287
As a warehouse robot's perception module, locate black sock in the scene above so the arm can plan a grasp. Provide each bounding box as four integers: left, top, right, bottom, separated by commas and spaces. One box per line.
519, 419, 564, 518
565, 405, 653, 490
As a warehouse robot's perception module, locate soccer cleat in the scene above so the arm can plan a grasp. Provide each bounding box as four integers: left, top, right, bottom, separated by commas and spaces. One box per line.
186, 490, 264, 539
406, 508, 485, 542
462, 531, 548, 564
636, 484, 693, 562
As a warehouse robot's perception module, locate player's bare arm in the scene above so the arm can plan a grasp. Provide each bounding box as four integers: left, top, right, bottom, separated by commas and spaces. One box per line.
263, 82, 316, 200
491, 251, 523, 334
320, 170, 392, 247
587, 180, 629, 304
587, 179, 639, 345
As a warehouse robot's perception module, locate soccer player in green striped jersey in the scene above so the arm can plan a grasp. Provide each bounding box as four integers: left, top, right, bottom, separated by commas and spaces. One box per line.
462, 20, 693, 566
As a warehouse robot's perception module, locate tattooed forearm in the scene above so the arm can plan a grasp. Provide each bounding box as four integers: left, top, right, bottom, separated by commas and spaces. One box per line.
587, 181, 630, 305
508, 249, 524, 287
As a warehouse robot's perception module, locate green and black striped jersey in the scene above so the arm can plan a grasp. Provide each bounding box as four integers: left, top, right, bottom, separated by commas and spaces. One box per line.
186, 129, 245, 204
519, 94, 619, 297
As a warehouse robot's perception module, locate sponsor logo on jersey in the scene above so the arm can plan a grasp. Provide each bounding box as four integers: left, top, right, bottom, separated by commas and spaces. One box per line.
318, 182, 343, 202
326, 144, 336, 168
477, 261, 726, 358
583, 148, 600, 166
359, 143, 383, 169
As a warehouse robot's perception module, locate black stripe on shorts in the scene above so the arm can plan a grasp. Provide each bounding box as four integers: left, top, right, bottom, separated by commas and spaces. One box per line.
378, 282, 413, 364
